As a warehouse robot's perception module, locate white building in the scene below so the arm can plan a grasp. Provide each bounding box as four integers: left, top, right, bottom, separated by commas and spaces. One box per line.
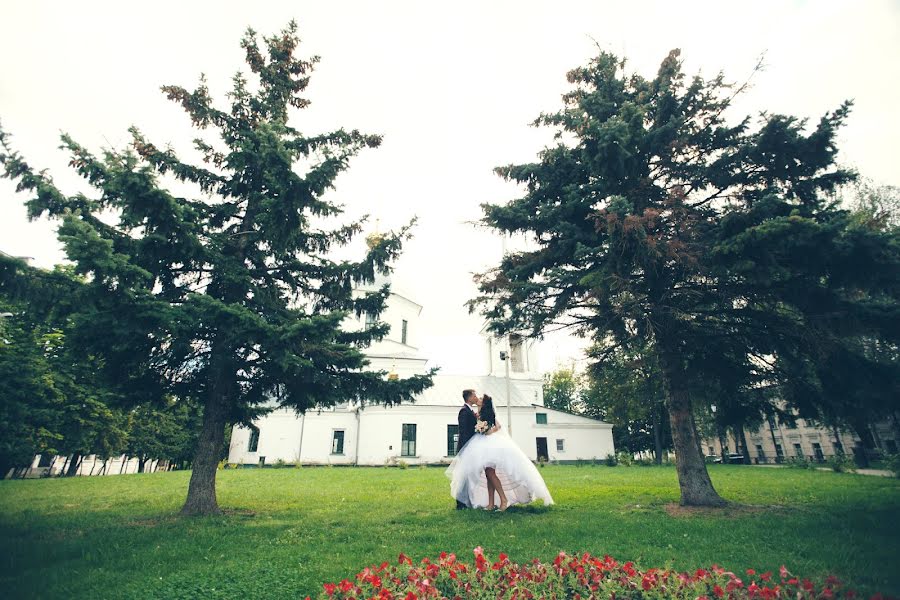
227, 276, 614, 466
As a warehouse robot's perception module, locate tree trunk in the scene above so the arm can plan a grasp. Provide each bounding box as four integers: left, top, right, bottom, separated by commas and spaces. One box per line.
138, 456, 147, 474
657, 345, 727, 507
180, 379, 229, 516
66, 453, 82, 477
119, 456, 128, 474
739, 426, 752, 464
653, 402, 664, 465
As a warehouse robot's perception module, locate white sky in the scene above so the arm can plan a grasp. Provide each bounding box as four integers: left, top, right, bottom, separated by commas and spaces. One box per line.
2, 1, 898, 374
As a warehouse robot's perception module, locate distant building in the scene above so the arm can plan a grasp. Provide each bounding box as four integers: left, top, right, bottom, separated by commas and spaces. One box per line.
702, 413, 899, 464
227, 276, 614, 466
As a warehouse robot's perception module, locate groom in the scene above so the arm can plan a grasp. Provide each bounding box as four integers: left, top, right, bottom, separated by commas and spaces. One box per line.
456, 389, 481, 509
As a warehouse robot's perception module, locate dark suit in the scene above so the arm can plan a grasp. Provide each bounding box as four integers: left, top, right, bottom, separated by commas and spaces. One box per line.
455, 404, 477, 509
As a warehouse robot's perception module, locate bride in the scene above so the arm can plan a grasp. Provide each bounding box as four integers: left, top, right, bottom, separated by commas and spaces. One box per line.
446, 394, 554, 510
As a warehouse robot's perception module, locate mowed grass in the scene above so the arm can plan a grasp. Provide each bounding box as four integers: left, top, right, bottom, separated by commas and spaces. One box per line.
1, 465, 898, 599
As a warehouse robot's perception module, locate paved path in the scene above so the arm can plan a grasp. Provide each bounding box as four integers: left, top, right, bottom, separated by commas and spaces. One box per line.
749, 464, 894, 477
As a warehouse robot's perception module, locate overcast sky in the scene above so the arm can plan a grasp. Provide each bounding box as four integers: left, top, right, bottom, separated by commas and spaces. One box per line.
2, 1, 898, 374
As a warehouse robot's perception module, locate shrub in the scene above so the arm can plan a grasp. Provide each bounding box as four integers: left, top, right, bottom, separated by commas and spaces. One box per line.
398, 460, 409, 470
827, 454, 856, 473
309, 549, 873, 599
273, 458, 288, 469
605, 453, 618, 467
884, 453, 900, 478
787, 457, 813, 469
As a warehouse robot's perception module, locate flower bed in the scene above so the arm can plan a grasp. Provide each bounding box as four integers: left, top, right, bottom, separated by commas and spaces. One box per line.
308, 549, 891, 600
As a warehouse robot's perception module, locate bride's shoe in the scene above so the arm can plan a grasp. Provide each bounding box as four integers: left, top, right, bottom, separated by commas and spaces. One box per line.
498, 501, 508, 512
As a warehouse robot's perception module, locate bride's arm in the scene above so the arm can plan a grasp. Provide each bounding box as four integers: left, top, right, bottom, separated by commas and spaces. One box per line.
487, 422, 501, 434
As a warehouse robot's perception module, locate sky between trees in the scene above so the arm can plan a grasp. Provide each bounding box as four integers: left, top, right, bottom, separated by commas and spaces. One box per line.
2, 0, 898, 373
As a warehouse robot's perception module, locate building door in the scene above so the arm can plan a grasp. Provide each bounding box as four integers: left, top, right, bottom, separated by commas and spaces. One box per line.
536, 437, 548, 462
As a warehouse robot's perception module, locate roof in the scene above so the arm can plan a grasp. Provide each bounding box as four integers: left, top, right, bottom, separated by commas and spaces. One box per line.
532, 404, 612, 425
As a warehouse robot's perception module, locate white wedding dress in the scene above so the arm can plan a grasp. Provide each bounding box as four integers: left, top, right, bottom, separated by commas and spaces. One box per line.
445, 424, 554, 508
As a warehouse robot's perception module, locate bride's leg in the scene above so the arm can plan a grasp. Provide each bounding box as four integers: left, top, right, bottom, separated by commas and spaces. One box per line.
486, 469, 508, 511
484, 467, 496, 509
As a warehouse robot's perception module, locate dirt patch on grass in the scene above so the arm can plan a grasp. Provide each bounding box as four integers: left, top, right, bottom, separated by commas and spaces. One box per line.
663, 502, 789, 518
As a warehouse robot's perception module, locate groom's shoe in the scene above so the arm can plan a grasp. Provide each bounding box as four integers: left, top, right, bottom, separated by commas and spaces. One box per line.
455, 500, 467, 510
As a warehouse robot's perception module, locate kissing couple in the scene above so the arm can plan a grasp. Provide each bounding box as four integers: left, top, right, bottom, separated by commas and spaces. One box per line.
445, 389, 554, 511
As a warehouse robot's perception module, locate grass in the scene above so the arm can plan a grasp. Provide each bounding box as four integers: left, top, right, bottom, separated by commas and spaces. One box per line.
0, 465, 898, 599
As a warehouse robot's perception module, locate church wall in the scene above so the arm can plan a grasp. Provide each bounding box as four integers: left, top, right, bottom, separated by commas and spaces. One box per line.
228, 403, 616, 467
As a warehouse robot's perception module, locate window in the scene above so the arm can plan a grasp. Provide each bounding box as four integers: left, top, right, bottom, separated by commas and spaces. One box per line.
447, 425, 459, 456
708, 446, 715, 456
401, 319, 408, 345
536, 413, 547, 425
401, 424, 417, 457
834, 439, 845, 455
248, 426, 260, 453
767, 416, 777, 430
38, 454, 53, 468
755, 444, 765, 459
775, 444, 784, 460
812, 442, 824, 462
556, 439, 565, 452
793, 443, 803, 458
509, 334, 524, 372
332, 430, 345, 455
365, 312, 376, 330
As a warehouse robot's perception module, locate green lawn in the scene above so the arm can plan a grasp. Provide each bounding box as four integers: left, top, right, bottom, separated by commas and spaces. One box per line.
1, 465, 898, 599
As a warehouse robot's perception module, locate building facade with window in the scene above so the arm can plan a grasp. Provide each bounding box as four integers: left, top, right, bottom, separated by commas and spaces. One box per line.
227, 277, 615, 466
702, 413, 899, 465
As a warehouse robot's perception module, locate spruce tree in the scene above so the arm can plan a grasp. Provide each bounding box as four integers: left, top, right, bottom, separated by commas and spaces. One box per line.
1, 23, 434, 514
471, 50, 899, 506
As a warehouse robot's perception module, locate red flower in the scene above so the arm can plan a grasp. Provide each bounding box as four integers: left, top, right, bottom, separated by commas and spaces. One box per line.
747, 569, 757, 576
713, 584, 725, 597
473, 546, 484, 557
398, 553, 412, 566
404, 593, 416, 600
339, 579, 353, 593
760, 571, 772, 582
780, 565, 790, 579
323, 582, 336, 596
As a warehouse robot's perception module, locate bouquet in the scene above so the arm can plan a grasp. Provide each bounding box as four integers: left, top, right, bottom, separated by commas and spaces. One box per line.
475, 420, 490, 434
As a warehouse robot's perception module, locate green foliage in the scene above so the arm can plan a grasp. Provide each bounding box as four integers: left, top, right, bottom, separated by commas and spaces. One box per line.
582, 345, 672, 459
470, 48, 900, 503
605, 453, 618, 466
0, 23, 434, 507
882, 453, 900, 478
126, 399, 199, 469
827, 453, 856, 473
787, 457, 813, 469
0, 467, 898, 597
542, 367, 582, 412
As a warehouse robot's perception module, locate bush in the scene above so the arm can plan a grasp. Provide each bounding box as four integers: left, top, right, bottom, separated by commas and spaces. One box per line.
787, 457, 813, 469
884, 453, 900, 478
605, 453, 618, 467
827, 454, 856, 473
273, 458, 288, 469
310, 549, 871, 599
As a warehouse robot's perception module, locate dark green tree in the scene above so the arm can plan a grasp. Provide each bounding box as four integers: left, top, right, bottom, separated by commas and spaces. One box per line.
126, 399, 196, 473
471, 49, 899, 506
0, 23, 434, 514
581, 344, 671, 462
0, 309, 63, 478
